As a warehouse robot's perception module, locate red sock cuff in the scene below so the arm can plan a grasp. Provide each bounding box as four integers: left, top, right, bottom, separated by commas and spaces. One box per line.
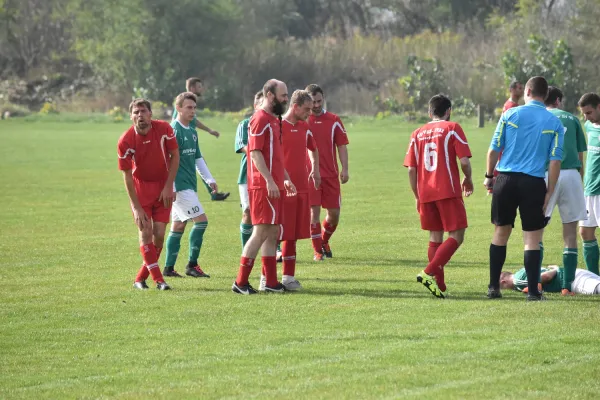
322, 219, 337, 234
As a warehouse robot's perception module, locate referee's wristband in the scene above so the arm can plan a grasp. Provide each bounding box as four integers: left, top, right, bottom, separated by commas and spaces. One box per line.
484, 173, 494, 179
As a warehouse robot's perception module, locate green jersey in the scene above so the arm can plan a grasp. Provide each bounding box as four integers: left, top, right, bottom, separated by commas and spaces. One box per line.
513, 267, 562, 293
584, 121, 600, 196
548, 109, 586, 170
235, 118, 250, 185
171, 120, 202, 192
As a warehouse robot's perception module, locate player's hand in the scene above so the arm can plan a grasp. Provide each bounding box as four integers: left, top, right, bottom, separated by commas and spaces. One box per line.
209, 129, 220, 138
310, 170, 321, 189
209, 182, 218, 195
462, 177, 474, 197
543, 191, 552, 214
483, 177, 493, 193
284, 179, 297, 196
133, 207, 149, 231
340, 169, 349, 184
266, 179, 280, 199
158, 186, 176, 208
415, 198, 420, 212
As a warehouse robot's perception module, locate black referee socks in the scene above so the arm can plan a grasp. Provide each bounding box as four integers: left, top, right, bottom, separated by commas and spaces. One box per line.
489, 244, 507, 289
524, 250, 542, 296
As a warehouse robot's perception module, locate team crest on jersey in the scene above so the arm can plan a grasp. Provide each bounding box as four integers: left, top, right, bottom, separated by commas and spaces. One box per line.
192, 134, 197, 142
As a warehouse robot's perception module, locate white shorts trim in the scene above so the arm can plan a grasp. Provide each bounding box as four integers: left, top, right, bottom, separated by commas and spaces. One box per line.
171, 189, 204, 222
572, 269, 600, 294
239, 183, 249, 210
545, 169, 587, 223
580, 195, 600, 228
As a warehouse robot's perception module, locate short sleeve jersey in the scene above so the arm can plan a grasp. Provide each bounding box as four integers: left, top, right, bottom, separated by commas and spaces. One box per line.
513, 267, 562, 293
281, 119, 317, 193
248, 109, 285, 190
503, 99, 519, 113
490, 101, 564, 178
548, 109, 586, 171
235, 118, 250, 185
171, 120, 202, 192
117, 120, 178, 182
306, 110, 349, 178
583, 121, 600, 196
404, 120, 472, 203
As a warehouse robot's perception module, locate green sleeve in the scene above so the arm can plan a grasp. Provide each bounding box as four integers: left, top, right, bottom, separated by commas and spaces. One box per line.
513, 268, 528, 292
235, 119, 249, 154
577, 119, 588, 153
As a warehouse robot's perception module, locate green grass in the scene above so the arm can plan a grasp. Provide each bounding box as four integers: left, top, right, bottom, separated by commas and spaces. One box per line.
1, 116, 599, 399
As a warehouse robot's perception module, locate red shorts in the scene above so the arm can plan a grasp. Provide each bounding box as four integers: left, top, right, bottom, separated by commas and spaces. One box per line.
309, 177, 341, 209
249, 188, 284, 225
133, 179, 171, 223
281, 193, 310, 241
419, 198, 468, 232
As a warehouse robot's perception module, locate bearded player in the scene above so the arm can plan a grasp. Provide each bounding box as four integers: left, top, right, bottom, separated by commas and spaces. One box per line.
269, 89, 321, 291
404, 94, 474, 298
232, 79, 297, 295
305, 84, 349, 260
117, 98, 180, 290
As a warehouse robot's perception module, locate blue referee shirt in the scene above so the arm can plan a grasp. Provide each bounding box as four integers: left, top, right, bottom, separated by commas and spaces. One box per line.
490, 100, 564, 178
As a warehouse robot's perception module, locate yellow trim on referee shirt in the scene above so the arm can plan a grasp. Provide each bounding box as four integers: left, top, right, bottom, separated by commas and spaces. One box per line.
507, 122, 518, 129
497, 121, 505, 147
542, 130, 557, 134
551, 132, 559, 157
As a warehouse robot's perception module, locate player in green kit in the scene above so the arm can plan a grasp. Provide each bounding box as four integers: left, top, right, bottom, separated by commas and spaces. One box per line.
541, 87, 588, 295
500, 266, 600, 295
578, 93, 600, 277
163, 92, 218, 278
172, 77, 230, 201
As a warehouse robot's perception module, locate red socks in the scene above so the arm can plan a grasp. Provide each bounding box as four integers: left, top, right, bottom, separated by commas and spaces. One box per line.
322, 219, 337, 244
135, 245, 163, 283
282, 240, 297, 277
424, 238, 459, 278
311, 223, 322, 254
140, 243, 164, 283
236, 257, 255, 286
428, 241, 442, 262
263, 256, 278, 287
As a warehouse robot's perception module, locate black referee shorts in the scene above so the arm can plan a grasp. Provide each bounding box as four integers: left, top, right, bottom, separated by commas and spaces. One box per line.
491, 172, 547, 231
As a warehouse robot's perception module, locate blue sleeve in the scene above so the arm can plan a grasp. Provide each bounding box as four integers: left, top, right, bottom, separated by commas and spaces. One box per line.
549, 120, 565, 161
490, 115, 506, 151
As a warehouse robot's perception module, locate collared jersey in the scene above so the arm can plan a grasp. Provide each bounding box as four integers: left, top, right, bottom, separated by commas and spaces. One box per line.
235, 118, 250, 185
548, 108, 587, 171
503, 99, 519, 113
490, 100, 564, 178
281, 119, 317, 193
306, 110, 349, 178
171, 119, 202, 192
117, 120, 178, 182
584, 121, 600, 196
404, 120, 472, 203
247, 109, 285, 190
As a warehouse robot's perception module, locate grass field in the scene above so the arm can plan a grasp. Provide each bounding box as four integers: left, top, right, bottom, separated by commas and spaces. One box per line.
1, 116, 600, 399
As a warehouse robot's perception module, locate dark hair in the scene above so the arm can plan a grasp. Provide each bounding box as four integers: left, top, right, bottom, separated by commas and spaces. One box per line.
429, 94, 452, 118
525, 76, 549, 99
578, 93, 600, 108
305, 84, 323, 96
509, 80, 522, 90
129, 98, 152, 113
186, 77, 202, 91
544, 86, 563, 106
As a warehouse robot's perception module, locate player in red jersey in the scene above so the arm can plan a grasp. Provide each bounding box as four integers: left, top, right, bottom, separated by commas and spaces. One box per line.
404, 94, 474, 298
305, 84, 349, 260
276, 90, 321, 291
232, 79, 297, 295
117, 98, 180, 290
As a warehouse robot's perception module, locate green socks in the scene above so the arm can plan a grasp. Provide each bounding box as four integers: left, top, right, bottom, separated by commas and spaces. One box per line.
165, 231, 183, 268
562, 248, 578, 290
583, 240, 600, 275
240, 223, 253, 248
189, 221, 208, 265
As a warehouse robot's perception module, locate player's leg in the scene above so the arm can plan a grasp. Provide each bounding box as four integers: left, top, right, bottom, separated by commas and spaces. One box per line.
416, 201, 445, 298
164, 192, 188, 277
539, 170, 562, 274
571, 269, 600, 295
259, 223, 285, 292
580, 195, 600, 275
310, 180, 324, 260
321, 177, 342, 258
280, 195, 300, 290
138, 218, 169, 290
322, 208, 340, 258
561, 222, 579, 294
427, 231, 444, 290
186, 213, 210, 278
239, 184, 253, 249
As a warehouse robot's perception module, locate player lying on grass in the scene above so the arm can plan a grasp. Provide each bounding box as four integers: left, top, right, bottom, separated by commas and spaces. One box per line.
500, 265, 600, 295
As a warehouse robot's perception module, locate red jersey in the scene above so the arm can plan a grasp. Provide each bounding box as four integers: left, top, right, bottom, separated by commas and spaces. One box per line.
117, 120, 177, 182
247, 109, 285, 190
502, 99, 519, 113
306, 110, 349, 178
282, 118, 317, 194
404, 121, 471, 203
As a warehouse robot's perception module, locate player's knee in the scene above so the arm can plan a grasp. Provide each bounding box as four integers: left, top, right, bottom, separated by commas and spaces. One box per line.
139, 227, 153, 244
171, 221, 186, 233
449, 230, 465, 246
580, 227, 596, 241
327, 209, 340, 225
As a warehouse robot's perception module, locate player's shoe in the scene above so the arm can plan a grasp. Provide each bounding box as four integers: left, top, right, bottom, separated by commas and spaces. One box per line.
313, 252, 325, 261
526, 293, 547, 301
282, 277, 303, 291
560, 289, 575, 296
212, 192, 230, 201
163, 267, 183, 278
232, 281, 258, 295
322, 243, 333, 258
133, 281, 149, 290
522, 283, 542, 294
263, 283, 286, 293
186, 264, 210, 278
156, 281, 171, 290
487, 286, 502, 299
276, 250, 283, 263
258, 275, 267, 291
417, 271, 445, 298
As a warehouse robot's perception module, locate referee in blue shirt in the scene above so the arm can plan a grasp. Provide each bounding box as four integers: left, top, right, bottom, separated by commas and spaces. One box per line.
484, 76, 565, 301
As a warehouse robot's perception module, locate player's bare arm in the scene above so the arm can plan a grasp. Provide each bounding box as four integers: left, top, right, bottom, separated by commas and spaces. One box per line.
308, 148, 321, 189
541, 268, 558, 284
483, 149, 500, 190
544, 159, 561, 213
460, 157, 474, 197
122, 169, 149, 230
250, 149, 279, 199
283, 169, 297, 196
338, 144, 349, 184
159, 147, 180, 208
407, 166, 419, 210
196, 119, 220, 138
